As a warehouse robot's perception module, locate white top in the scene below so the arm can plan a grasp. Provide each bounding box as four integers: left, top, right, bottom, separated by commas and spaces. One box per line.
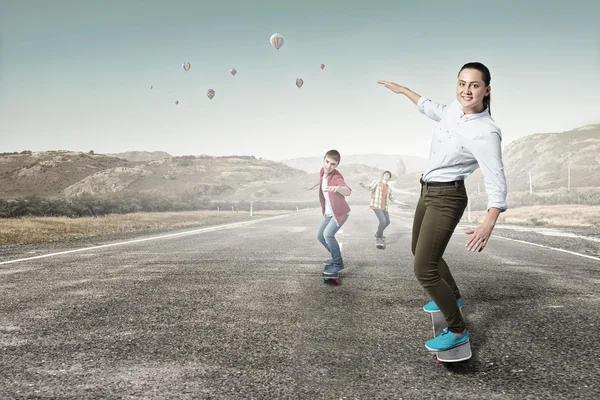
418, 96, 508, 212
322, 174, 334, 216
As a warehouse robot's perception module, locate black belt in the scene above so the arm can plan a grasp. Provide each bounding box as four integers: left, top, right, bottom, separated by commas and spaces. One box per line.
420, 177, 464, 187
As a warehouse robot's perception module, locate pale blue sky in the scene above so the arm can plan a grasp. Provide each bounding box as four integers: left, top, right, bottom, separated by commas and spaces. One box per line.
1, 0, 598, 161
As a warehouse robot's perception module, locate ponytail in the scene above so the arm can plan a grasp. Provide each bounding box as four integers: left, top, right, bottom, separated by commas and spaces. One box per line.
484, 94, 491, 116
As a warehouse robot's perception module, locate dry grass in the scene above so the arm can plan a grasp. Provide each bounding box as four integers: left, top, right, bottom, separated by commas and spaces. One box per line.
0, 210, 293, 246
468, 205, 600, 227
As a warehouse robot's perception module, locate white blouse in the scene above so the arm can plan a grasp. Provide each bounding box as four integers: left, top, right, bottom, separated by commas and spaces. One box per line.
418, 96, 508, 212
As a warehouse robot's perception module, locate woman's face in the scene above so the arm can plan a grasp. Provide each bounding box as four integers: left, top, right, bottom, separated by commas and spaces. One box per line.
456, 68, 490, 114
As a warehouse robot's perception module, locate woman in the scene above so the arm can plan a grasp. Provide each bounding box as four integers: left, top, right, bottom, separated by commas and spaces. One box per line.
378, 62, 508, 352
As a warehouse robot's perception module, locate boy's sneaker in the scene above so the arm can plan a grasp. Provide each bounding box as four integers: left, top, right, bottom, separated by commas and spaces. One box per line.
323, 259, 334, 267
323, 264, 344, 275
423, 297, 464, 313
425, 328, 469, 352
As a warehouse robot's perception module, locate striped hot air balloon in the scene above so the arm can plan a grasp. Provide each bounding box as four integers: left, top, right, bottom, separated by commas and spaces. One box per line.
207, 89, 215, 100
230, 68, 237, 76
182, 62, 191, 71
270, 33, 284, 51
296, 78, 303, 89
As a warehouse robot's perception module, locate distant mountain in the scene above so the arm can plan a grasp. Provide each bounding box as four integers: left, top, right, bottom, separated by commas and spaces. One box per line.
464, 123, 600, 192
2, 124, 598, 209
279, 154, 429, 175
108, 151, 172, 162
0, 150, 131, 199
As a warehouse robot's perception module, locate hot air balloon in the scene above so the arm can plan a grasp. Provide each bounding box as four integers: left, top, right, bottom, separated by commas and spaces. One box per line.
175, 100, 179, 105
207, 89, 215, 100
320, 64, 325, 70
230, 68, 237, 76
296, 78, 303, 89
182, 62, 191, 71
149, 85, 153, 90
270, 33, 284, 51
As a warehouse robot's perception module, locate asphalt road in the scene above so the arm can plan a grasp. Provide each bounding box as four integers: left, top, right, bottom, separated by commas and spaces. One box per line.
1, 208, 599, 399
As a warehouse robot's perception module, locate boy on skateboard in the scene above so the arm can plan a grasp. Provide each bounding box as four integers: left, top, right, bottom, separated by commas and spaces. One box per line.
305, 150, 352, 275
359, 171, 404, 248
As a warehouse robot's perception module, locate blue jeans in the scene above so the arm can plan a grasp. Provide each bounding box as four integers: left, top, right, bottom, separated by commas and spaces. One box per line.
373, 209, 390, 238
317, 214, 348, 267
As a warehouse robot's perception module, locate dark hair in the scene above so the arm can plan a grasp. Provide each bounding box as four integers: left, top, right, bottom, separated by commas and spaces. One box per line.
324, 149, 341, 164
382, 170, 392, 179
459, 62, 492, 115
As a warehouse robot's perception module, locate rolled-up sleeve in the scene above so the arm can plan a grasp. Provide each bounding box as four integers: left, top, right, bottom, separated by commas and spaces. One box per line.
467, 131, 508, 212
417, 97, 448, 122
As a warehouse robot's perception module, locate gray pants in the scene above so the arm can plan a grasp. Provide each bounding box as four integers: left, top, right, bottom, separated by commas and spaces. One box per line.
411, 183, 468, 332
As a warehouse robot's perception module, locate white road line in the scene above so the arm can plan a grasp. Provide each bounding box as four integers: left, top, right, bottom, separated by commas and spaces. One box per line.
495, 235, 600, 262
0, 214, 293, 266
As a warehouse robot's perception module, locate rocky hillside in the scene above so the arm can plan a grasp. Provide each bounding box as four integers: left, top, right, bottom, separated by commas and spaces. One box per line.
108, 151, 172, 162
0, 151, 131, 199
2, 124, 597, 209
463, 123, 600, 193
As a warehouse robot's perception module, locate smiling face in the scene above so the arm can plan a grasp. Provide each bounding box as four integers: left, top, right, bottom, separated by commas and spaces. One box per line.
456, 68, 491, 114
323, 156, 338, 175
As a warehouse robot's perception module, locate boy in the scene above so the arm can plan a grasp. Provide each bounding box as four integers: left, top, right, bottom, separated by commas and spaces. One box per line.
305, 150, 352, 275
359, 170, 406, 247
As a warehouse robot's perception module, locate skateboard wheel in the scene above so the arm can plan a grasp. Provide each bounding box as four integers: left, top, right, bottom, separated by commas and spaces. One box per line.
321, 278, 325, 284
335, 279, 339, 284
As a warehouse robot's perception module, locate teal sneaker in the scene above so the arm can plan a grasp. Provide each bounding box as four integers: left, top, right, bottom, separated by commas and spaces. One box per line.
425, 328, 469, 352
423, 297, 464, 313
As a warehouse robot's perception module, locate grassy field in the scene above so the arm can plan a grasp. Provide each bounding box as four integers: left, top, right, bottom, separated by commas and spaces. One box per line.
0, 210, 294, 246
468, 205, 600, 227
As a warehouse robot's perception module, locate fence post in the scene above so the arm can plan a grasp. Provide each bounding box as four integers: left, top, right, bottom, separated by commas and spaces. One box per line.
467, 199, 471, 222
529, 171, 533, 194
250, 202, 253, 216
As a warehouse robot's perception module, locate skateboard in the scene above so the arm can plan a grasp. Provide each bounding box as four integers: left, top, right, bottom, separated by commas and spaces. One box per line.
428, 308, 472, 363
321, 272, 340, 284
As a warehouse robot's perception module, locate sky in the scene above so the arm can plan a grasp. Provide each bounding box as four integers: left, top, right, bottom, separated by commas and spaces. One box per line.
1, 0, 599, 161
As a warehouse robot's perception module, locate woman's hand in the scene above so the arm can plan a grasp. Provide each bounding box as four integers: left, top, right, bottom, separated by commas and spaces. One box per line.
464, 225, 494, 252
464, 208, 502, 252
377, 80, 407, 94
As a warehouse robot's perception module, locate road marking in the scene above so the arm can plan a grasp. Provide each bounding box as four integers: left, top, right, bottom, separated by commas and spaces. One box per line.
0, 214, 293, 266
495, 235, 600, 263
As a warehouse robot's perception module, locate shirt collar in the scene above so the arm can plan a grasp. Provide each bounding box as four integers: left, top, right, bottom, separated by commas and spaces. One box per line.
457, 103, 489, 121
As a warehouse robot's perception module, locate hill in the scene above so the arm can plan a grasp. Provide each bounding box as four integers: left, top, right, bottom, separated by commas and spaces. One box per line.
461, 123, 600, 193
0, 150, 131, 199
2, 124, 598, 213
108, 151, 172, 162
